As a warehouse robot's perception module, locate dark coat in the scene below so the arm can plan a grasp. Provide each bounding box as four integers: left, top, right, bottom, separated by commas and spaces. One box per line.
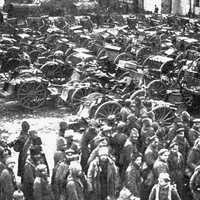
51, 159, 70, 200
144, 145, 158, 169
20, 136, 33, 179
33, 177, 54, 200
168, 151, 184, 183
66, 175, 85, 200
87, 157, 120, 200
23, 157, 37, 200
13, 133, 29, 177
125, 162, 141, 197
119, 139, 138, 168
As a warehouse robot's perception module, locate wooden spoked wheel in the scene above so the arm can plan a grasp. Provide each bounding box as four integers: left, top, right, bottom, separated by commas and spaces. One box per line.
41, 62, 72, 84
94, 101, 122, 121
17, 81, 47, 109
136, 47, 151, 65
130, 89, 146, 100
71, 87, 92, 109
147, 80, 167, 100
114, 52, 133, 64
153, 106, 176, 126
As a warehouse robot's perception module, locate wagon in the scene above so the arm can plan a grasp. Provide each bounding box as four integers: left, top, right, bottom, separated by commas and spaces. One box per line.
143, 55, 175, 100
178, 59, 200, 112
97, 43, 122, 61
60, 82, 96, 111
40, 60, 74, 84
2, 71, 49, 110
77, 91, 177, 126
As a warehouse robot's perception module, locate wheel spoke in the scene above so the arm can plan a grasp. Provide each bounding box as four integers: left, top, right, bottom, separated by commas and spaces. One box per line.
112, 107, 120, 114
98, 112, 107, 118
162, 110, 173, 120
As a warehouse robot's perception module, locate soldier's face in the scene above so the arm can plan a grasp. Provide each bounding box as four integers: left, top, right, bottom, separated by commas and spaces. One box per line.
41, 167, 48, 176
171, 145, 179, 153
158, 178, 170, 186
134, 156, 142, 167
160, 152, 169, 162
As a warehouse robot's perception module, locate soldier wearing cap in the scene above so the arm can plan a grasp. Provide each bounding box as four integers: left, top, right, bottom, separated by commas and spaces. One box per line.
11, 121, 30, 178
119, 128, 139, 182
153, 149, 169, 180
168, 143, 184, 199
87, 146, 120, 200
149, 173, 181, 200
125, 153, 143, 197
20, 130, 38, 182
172, 127, 190, 162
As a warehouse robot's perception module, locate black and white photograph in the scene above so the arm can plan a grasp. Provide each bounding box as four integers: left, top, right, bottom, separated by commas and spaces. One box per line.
0, 0, 200, 200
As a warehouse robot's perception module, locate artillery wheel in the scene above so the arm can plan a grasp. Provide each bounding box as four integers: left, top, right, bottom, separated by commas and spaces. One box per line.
153, 106, 176, 126
130, 89, 146, 100
117, 71, 130, 80
114, 52, 133, 64
66, 52, 82, 65
160, 60, 174, 75
65, 47, 74, 57
41, 62, 72, 84
71, 87, 92, 108
17, 81, 47, 109
147, 80, 167, 100
94, 101, 122, 121
82, 77, 102, 87
177, 67, 186, 87
181, 89, 193, 108
136, 47, 151, 65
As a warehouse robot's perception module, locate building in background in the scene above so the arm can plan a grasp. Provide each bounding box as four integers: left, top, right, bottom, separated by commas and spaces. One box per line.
143, 0, 200, 16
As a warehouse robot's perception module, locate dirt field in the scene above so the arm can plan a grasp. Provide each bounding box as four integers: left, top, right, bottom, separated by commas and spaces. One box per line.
0, 102, 78, 181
